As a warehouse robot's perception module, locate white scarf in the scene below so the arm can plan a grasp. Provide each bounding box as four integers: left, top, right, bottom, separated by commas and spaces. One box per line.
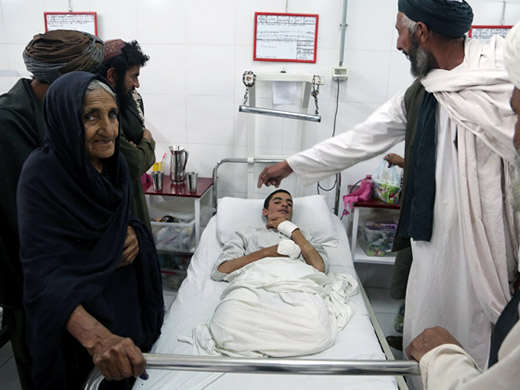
421, 36, 516, 163
420, 36, 517, 323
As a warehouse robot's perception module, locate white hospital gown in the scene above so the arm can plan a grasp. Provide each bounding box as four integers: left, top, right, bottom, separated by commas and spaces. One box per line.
211, 226, 330, 281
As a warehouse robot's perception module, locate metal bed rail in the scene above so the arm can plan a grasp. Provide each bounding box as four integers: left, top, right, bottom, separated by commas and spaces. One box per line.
212, 157, 342, 215
83, 354, 420, 390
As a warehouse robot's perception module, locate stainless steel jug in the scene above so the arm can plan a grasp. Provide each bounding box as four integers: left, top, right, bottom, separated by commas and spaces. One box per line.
169, 145, 189, 183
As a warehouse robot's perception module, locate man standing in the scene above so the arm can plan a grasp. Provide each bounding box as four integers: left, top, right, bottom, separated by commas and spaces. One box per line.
257, 0, 518, 380
404, 20, 520, 389
0, 30, 104, 389
98, 39, 155, 231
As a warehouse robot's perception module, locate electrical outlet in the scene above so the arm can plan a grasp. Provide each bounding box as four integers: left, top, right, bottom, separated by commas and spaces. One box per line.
332, 66, 348, 81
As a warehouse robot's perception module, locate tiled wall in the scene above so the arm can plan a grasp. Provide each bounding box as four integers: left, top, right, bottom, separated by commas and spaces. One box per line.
1, 0, 519, 206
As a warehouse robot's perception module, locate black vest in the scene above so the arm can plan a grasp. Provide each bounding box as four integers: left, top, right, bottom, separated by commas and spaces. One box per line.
393, 79, 425, 252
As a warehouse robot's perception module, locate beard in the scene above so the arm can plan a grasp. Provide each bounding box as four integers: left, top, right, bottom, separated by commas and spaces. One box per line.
115, 77, 132, 111
407, 37, 438, 79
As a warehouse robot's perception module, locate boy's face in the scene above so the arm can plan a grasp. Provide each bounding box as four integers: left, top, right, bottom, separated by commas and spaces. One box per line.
262, 192, 293, 222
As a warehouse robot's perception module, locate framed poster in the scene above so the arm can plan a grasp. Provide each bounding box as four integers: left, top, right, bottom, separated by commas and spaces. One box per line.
469, 25, 512, 40
44, 12, 98, 36
254, 12, 319, 63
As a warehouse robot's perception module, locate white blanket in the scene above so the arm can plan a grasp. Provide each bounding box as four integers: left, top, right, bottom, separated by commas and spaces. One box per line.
181, 257, 358, 358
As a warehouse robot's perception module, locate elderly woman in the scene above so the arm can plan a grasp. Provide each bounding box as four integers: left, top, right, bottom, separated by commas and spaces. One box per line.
16, 71, 164, 389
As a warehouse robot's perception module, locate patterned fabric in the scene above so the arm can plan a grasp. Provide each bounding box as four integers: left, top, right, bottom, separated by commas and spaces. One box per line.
23, 30, 104, 83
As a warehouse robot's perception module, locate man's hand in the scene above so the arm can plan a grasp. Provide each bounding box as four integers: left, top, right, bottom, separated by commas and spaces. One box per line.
384, 153, 404, 168
142, 128, 152, 141
88, 333, 147, 381
406, 326, 462, 362
257, 161, 293, 188
266, 217, 289, 231
120, 226, 139, 267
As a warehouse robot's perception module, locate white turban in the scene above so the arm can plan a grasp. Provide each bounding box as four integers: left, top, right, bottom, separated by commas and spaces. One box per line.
504, 21, 520, 89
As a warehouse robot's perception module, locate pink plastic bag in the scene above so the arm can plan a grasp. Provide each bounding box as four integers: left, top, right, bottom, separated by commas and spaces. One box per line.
141, 173, 153, 189
342, 175, 372, 217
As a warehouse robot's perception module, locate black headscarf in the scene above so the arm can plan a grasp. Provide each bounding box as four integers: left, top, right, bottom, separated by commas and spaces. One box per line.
398, 0, 473, 38
17, 71, 163, 389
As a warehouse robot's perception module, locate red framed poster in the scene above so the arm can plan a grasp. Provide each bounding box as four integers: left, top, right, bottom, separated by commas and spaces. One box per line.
254, 12, 319, 63
469, 25, 512, 40
44, 12, 98, 36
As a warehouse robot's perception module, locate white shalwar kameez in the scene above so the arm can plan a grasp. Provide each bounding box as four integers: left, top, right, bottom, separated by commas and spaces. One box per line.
287, 36, 518, 388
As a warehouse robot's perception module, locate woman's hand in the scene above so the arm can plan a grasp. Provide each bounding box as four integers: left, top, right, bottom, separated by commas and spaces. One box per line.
67, 305, 148, 381
120, 226, 139, 267
88, 333, 147, 381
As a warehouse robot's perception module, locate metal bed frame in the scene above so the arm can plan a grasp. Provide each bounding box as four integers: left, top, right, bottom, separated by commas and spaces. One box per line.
83, 158, 418, 389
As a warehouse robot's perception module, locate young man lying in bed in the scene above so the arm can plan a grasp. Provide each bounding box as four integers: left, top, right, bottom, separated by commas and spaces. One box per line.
211, 189, 329, 279
184, 190, 358, 358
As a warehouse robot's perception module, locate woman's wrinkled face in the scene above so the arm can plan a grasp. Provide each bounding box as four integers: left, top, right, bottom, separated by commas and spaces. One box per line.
83, 88, 119, 172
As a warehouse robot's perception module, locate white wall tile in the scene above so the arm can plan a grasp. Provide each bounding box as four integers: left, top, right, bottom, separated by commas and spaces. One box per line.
138, 44, 186, 96
233, 110, 251, 147
285, 0, 344, 51
342, 50, 392, 105
387, 52, 414, 100
186, 95, 234, 145
6, 44, 27, 71
136, 0, 186, 44
141, 93, 187, 145
345, 0, 398, 52
44, 0, 91, 10
186, 0, 235, 45
91, 0, 138, 40
3, 0, 44, 43
470, 0, 508, 25
186, 143, 234, 178
186, 45, 235, 96
0, 78, 17, 94
0, 43, 7, 68
4, 0, 520, 207
235, 0, 284, 46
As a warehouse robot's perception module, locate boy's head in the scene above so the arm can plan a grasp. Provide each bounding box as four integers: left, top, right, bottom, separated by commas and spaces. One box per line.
262, 190, 293, 222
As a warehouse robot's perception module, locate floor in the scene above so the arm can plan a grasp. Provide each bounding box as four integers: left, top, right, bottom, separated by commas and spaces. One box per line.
355, 262, 405, 360
0, 265, 402, 389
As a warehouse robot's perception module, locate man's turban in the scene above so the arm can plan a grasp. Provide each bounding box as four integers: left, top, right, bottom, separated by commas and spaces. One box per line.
505, 22, 520, 90
398, 0, 473, 38
23, 30, 104, 83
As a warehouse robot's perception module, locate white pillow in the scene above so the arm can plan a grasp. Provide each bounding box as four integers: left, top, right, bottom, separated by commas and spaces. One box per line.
216, 195, 338, 247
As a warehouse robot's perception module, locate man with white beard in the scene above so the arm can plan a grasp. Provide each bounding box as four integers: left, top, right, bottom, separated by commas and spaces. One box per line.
404, 21, 520, 390
257, 1, 519, 386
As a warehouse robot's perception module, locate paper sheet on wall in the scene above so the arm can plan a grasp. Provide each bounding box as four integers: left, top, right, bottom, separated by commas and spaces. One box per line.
272, 81, 299, 105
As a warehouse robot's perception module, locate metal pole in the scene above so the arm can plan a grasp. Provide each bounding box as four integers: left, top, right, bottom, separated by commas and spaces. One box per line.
339, 0, 348, 66
84, 355, 420, 389
239, 105, 321, 122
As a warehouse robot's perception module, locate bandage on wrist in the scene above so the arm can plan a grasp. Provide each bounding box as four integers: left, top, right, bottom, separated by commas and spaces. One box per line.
277, 239, 301, 259
277, 220, 298, 237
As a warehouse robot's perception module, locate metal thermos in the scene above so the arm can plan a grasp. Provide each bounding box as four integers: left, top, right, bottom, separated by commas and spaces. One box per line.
169, 145, 189, 183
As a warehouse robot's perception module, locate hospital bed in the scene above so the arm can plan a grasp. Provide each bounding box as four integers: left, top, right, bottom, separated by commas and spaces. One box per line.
84, 159, 419, 390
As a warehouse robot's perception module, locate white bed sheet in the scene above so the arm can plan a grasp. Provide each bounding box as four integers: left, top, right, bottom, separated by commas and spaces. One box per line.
134, 215, 398, 390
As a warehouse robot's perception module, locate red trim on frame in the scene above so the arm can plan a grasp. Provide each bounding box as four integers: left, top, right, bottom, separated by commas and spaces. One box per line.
44, 12, 98, 36
254, 12, 319, 63
468, 25, 512, 38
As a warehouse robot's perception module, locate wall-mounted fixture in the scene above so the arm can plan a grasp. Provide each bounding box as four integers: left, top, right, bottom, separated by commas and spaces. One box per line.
238, 71, 323, 122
